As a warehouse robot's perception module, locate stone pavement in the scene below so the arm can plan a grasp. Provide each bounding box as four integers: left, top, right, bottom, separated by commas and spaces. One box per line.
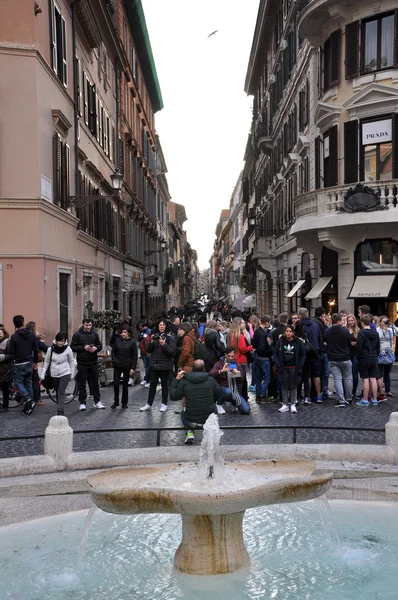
1, 369, 398, 458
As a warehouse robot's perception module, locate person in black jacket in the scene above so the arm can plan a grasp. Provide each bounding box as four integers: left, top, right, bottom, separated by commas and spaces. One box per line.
324, 313, 353, 407
139, 319, 176, 412
170, 359, 221, 444
356, 313, 381, 406
274, 327, 306, 413
203, 320, 224, 370
9, 315, 39, 415
111, 327, 138, 409
252, 316, 272, 402
70, 318, 104, 410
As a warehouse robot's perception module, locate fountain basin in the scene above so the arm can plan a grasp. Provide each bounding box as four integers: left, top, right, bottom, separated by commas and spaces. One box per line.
88, 460, 333, 575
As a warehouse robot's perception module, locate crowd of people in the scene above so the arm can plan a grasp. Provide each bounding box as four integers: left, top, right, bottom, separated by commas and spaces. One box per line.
0, 302, 397, 445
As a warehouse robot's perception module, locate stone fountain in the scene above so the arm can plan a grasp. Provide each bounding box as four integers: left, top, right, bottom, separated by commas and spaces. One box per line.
88, 415, 333, 575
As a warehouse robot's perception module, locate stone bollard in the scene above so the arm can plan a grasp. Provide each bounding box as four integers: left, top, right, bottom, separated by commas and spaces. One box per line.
44, 416, 73, 471
385, 412, 398, 457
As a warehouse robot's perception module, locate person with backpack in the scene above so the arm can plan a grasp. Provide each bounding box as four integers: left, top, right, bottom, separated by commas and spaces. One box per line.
252, 315, 273, 403
41, 332, 75, 416
177, 322, 196, 372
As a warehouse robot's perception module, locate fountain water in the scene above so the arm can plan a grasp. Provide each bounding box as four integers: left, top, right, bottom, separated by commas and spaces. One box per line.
88, 415, 333, 575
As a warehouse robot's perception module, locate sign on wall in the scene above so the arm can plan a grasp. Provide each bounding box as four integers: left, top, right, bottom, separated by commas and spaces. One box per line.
362, 119, 392, 145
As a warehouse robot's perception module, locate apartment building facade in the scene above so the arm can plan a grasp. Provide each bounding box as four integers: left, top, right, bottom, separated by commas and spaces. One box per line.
0, 0, 170, 338
244, 0, 398, 322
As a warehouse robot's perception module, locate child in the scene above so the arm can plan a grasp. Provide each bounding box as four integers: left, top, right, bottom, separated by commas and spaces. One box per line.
356, 314, 381, 406
274, 326, 306, 413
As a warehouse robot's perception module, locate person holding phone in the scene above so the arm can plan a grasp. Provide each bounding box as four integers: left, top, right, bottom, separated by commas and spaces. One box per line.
71, 318, 104, 411
209, 347, 251, 414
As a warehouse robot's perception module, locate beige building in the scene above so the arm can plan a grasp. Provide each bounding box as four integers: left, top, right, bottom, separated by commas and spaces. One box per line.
0, 0, 165, 338
243, 0, 398, 321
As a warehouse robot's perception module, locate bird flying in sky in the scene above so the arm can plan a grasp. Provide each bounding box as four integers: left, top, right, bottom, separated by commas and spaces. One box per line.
207, 30, 219, 38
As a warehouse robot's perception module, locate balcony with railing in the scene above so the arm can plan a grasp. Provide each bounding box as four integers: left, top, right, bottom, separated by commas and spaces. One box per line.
291, 180, 398, 237
255, 121, 272, 155
297, 0, 358, 41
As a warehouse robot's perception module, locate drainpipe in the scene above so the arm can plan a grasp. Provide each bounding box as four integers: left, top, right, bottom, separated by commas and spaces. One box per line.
71, 0, 79, 199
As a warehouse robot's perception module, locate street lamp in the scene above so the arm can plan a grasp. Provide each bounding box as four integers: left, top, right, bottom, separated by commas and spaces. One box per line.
248, 209, 256, 227
110, 168, 123, 192
144, 238, 167, 256
160, 238, 167, 250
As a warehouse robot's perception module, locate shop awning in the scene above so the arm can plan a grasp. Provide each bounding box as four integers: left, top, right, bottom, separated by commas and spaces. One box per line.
348, 275, 396, 299
286, 279, 306, 298
305, 277, 333, 300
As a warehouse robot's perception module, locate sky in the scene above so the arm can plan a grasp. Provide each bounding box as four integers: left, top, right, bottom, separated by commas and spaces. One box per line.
141, 0, 260, 270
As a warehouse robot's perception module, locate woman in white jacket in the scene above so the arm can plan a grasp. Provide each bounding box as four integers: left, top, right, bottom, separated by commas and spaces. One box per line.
41, 332, 75, 415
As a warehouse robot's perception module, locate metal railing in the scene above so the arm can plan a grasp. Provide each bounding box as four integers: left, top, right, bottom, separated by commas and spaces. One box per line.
0, 424, 386, 448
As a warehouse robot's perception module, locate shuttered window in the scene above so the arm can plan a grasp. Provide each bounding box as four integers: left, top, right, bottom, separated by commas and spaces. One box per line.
50, 2, 67, 87
323, 125, 338, 187
344, 120, 359, 183
315, 136, 321, 189
345, 21, 359, 79
53, 133, 70, 211
324, 29, 341, 91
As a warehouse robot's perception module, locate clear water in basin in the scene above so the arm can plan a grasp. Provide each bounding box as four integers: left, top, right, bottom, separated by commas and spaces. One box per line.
1, 500, 398, 600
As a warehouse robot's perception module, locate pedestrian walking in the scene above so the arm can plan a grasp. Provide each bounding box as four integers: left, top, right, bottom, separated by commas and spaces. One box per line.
324, 313, 353, 408
0, 327, 13, 412
111, 327, 137, 409
70, 318, 105, 411
140, 319, 176, 412
41, 332, 75, 416
8, 315, 38, 415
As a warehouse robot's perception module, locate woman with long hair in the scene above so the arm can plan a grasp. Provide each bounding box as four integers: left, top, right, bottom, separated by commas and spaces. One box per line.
0, 328, 13, 412
140, 319, 176, 412
177, 322, 196, 373
347, 313, 360, 399
227, 317, 253, 399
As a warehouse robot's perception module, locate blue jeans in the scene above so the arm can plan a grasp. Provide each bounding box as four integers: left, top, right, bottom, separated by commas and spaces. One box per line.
329, 360, 353, 404
351, 355, 359, 396
13, 362, 34, 401
321, 353, 330, 395
219, 386, 251, 414
254, 357, 270, 397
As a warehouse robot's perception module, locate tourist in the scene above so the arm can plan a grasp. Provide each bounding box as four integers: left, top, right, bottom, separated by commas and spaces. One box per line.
218, 321, 229, 345
71, 318, 105, 410
0, 327, 13, 412
111, 327, 137, 409
356, 314, 380, 407
209, 346, 250, 414
298, 308, 323, 403
347, 313, 359, 399
252, 316, 272, 402
312, 307, 331, 400
170, 359, 222, 445
358, 305, 376, 330
140, 319, 176, 412
9, 315, 38, 415
289, 313, 299, 329
274, 326, 306, 413
41, 332, 75, 416
26, 321, 48, 407
377, 316, 397, 398
203, 320, 224, 370
268, 312, 288, 347
294, 320, 316, 405
227, 317, 253, 400
177, 322, 196, 372
138, 321, 151, 387
324, 313, 353, 408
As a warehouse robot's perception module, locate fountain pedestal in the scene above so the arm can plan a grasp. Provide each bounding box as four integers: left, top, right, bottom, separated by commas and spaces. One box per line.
88, 460, 333, 576
175, 512, 250, 575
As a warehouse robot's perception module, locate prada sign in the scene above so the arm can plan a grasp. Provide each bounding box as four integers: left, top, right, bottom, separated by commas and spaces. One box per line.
362, 119, 392, 145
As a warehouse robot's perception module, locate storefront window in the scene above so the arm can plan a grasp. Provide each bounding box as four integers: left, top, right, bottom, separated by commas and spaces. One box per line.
355, 239, 398, 275
362, 118, 393, 182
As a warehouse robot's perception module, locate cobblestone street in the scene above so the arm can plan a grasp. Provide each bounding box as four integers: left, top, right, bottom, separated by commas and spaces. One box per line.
1, 368, 397, 458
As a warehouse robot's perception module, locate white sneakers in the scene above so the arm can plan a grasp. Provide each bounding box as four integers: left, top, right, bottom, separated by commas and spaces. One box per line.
140, 380, 147, 386
217, 405, 226, 415
144, 383, 150, 388
279, 404, 297, 413
140, 403, 152, 411
159, 404, 168, 412
79, 403, 86, 411
93, 401, 105, 409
